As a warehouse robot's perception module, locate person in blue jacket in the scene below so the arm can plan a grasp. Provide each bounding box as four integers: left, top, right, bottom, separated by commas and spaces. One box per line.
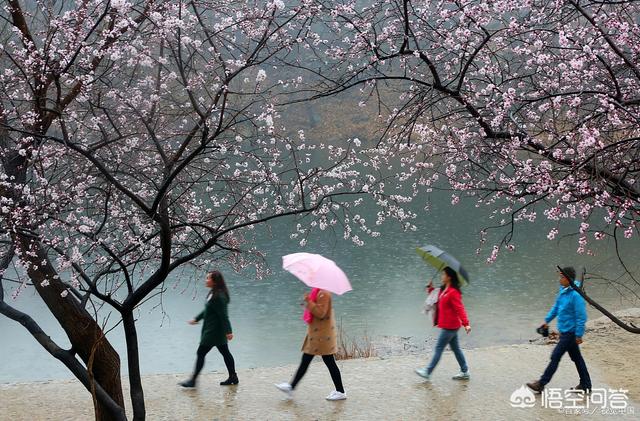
527, 266, 592, 393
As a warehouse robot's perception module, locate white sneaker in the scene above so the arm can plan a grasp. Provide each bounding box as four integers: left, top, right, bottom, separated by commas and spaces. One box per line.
415, 368, 431, 380
452, 371, 470, 380
274, 382, 293, 399
326, 390, 347, 401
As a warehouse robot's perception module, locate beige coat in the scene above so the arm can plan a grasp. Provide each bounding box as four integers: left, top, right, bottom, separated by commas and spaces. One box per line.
301, 290, 337, 355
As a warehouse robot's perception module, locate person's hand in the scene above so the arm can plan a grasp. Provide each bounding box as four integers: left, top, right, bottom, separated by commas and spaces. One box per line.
576, 337, 583, 345
188, 319, 198, 325
541, 322, 548, 329
464, 325, 471, 334
303, 293, 311, 303
226, 333, 234, 341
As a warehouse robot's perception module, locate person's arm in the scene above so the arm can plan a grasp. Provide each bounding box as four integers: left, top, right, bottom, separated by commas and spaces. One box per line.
222, 310, 233, 336
427, 279, 435, 294
211, 294, 233, 334
574, 294, 587, 340
451, 290, 470, 330
544, 295, 559, 325
193, 310, 204, 323
307, 291, 330, 319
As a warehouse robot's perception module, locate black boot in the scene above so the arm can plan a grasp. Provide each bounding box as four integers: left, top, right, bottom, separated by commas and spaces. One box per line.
526, 380, 544, 393
179, 378, 196, 388
220, 373, 239, 385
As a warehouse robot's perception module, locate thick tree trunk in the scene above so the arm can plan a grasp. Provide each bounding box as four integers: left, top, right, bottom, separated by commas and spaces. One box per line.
0, 253, 127, 421
14, 236, 126, 421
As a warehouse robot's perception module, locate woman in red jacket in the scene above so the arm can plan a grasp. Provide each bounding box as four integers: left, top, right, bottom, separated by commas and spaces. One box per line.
416, 267, 471, 381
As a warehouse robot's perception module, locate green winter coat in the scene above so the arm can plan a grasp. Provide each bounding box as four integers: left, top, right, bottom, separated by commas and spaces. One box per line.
195, 291, 232, 347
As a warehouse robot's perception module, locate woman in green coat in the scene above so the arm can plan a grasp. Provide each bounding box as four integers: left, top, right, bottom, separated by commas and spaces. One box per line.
180, 271, 237, 387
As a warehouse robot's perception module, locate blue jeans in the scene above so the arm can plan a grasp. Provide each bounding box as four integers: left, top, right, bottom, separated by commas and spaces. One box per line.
540, 332, 591, 388
427, 328, 468, 374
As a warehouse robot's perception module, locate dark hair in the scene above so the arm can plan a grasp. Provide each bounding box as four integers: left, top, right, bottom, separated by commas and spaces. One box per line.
559, 266, 576, 281
443, 267, 462, 291
208, 270, 230, 302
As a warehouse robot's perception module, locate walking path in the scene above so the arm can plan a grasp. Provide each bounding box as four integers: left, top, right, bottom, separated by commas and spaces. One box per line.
1, 310, 638, 420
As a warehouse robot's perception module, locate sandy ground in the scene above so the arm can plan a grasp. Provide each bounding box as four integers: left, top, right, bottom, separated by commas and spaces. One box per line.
1, 310, 638, 421
579, 308, 640, 399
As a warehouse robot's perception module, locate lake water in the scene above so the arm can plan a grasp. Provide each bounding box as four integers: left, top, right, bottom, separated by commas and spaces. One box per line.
1, 192, 638, 383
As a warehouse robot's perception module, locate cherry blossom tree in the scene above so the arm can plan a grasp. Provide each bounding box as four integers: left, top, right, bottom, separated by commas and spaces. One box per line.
300, 0, 640, 331
3, 2, 638, 420
0, 1, 411, 419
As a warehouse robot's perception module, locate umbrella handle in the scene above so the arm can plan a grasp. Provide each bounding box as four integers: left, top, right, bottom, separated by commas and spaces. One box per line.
429, 267, 441, 285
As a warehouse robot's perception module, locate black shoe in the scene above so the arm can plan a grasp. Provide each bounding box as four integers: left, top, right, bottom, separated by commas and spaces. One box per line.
526, 380, 544, 393
220, 374, 239, 386
179, 379, 196, 388
570, 384, 591, 394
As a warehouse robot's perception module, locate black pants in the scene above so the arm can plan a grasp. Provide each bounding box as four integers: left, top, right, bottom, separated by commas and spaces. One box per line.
192, 343, 236, 380
290, 353, 344, 393
540, 332, 591, 388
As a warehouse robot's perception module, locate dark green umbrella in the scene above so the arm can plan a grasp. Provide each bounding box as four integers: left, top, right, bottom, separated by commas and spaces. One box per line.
416, 245, 470, 284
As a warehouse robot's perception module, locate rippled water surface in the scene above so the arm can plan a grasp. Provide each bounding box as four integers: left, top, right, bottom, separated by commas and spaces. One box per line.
1, 193, 638, 382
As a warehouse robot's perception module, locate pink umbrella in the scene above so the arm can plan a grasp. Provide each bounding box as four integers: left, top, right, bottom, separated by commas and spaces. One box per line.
282, 252, 352, 295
